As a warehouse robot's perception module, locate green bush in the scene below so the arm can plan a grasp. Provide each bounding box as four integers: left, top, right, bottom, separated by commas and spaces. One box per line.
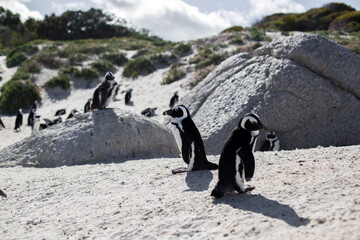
91, 60, 114, 74
196, 53, 226, 69
36, 51, 62, 69
173, 43, 192, 56
103, 53, 128, 66
231, 35, 244, 44
161, 66, 186, 85
0, 80, 41, 114
25, 60, 41, 73
45, 75, 70, 90
6, 52, 27, 67
252, 42, 263, 50
149, 54, 170, 66
123, 57, 155, 77
221, 26, 244, 33
74, 67, 99, 79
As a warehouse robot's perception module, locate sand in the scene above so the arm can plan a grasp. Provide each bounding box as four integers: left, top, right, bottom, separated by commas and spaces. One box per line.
1, 145, 359, 239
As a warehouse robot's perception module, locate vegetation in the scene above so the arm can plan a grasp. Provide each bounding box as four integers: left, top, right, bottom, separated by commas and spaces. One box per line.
123, 57, 155, 77
74, 67, 99, 79
103, 53, 128, 66
173, 43, 192, 56
161, 66, 186, 85
45, 75, 70, 90
0, 80, 41, 114
221, 26, 244, 33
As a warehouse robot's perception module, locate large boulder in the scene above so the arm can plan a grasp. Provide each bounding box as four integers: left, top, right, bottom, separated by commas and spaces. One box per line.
183, 33, 360, 154
0, 109, 178, 167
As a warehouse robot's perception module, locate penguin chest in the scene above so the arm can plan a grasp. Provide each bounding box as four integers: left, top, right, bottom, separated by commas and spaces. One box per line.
105, 81, 117, 106
171, 123, 184, 152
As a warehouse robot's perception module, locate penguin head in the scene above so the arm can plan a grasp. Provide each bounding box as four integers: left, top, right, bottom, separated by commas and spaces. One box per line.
163, 105, 189, 120
105, 72, 115, 81
239, 112, 264, 131
266, 131, 276, 140
18, 108, 23, 114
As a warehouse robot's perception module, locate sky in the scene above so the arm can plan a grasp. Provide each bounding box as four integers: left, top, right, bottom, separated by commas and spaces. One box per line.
0, 0, 359, 41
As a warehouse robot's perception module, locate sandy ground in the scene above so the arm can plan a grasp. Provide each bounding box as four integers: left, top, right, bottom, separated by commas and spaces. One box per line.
1, 145, 359, 239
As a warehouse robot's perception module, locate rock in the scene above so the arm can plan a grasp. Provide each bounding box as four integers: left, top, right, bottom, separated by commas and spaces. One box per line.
182, 33, 360, 154
0, 109, 178, 167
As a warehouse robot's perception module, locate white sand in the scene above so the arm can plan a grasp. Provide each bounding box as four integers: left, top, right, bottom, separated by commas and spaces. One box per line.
1, 145, 359, 239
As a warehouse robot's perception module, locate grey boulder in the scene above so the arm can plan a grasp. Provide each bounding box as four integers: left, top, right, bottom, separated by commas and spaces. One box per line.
0, 109, 178, 167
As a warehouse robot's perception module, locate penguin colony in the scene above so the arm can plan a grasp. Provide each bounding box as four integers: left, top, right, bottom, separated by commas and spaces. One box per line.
2, 68, 282, 199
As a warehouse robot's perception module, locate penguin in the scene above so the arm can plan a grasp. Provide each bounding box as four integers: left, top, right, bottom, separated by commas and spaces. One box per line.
141, 107, 157, 117
0, 189, 7, 198
52, 116, 62, 125
14, 109, 23, 132
112, 85, 121, 101
211, 112, 264, 198
260, 131, 280, 151
169, 91, 179, 108
163, 105, 218, 173
32, 115, 41, 133
27, 108, 35, 127
84, 98, 92, 113
91, 72, 118, 111
125, 88, 133, 105
54, 109, 66, 116
32, 100, 38, 112
0, 117, 5, 129
66, 109, 79, 120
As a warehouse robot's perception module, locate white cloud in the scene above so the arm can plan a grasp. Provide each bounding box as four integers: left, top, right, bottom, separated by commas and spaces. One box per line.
0, 0, 43, 21
50, 2, 87, 15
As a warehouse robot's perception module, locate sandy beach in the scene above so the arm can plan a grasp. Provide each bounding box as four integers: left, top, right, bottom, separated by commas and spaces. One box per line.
1, 145, 359, 239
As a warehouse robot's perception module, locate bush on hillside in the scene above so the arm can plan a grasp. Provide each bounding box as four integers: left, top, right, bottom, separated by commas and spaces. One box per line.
330, 11, 360, 31
74, 67, 99, 79
6, 52, 27, 67
123, 57, 155, 77
45, 75, 70, 90
221, 26, 244, 33
173, 43, 192, 56
103, 53, 128, 66
91, 60, 115, 74
161, 66, 186, 85
0, 80, 41, 114
36, 51, 62, 69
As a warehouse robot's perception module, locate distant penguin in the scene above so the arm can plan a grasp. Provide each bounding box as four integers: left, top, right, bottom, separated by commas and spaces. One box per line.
260, 131, 280, 151
0, 117, 5, 129
141, 107, 157, 117
0, 189, 7, 198
52, 116, 62, 125
84, 98, 92, 113
66, 109, 79, 120
32, 100, 38, 112
163, 105, 218, 173
32, 115, 41, 133
91, 72, 118, 111
211, 113, 264, 198
112, 85, 121, 101
125, 88, 133, 105
14, 109, 23, 131
169, 91, 179, 108
27, 108, 35, 127
55, 109, 66, 116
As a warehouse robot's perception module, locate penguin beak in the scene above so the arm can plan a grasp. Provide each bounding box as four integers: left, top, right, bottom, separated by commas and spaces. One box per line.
163, 109, 172, 116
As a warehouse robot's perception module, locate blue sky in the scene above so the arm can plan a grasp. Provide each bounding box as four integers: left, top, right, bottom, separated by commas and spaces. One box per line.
0, 0, 359, 41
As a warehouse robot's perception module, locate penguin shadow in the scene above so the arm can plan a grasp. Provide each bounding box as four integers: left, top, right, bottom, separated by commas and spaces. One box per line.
213, 194, 310, 227
184, 170, 213, 192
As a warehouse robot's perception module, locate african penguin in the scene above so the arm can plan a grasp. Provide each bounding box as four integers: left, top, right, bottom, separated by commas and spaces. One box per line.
141, 107, 157, 117
14, 109, 23, 132
84, 98, 92, 113
260, 131, 280, 151
27, 108, 35, 127
0, 189, 7, 198
125, 88, 133, 105
66, 109, 79, 120
163, 105, 218, 173
169, 91, 179, 108
0, 117, 5, 129
112, 85, 120, 101
55, 109, 66, 116
211, 112, 264, 198
90, 72, 118, 111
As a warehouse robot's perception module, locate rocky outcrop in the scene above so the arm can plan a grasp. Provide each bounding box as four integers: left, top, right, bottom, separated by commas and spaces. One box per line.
0, 109, 178, 167
182, 33, 360, 154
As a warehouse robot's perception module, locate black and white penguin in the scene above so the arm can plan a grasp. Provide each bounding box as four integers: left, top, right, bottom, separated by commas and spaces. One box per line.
163, 105, 218, 173
211, 112, 264, 198
14, 109, 23, 132
52, 116, 62, 125
84, 98, 92, 113
112, 85, 121, 101
27, 101, 37, 127
66, 109, 79, 120
0, 117, 5, 129
125, 88, 133, 105
55, 109, 66, 116
260, 131, 280, 151
169, 91, 179, 108
32, 100, 38, 112
91, 72, 118, 111
32, 115, 41, 133
0, 189, 7, 198
141, 107, 157, 117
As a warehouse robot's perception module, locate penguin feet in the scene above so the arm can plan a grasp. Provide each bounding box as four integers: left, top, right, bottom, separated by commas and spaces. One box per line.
211, 188, 225, 198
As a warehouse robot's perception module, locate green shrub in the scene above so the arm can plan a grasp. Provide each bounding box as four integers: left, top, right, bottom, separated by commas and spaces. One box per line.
221, 26, 244, 33
149, 54, 170, 66
74, 67, 99, 79
252, 42, 263, 50
6, 52, 27, 67
61, 65, 78, 75
91, 60, 114, 74
173, 43, 192, 56
0, 80, 41, 114
247, 28, 267, 41
196, 53, 226, 69
123, 57, 155, 77
103, 53, 128, 66
231, 35, 244, 44
25, 60, 41, 73
68, 53, 88, 65
161, 66, 186, 85
45, 75, 70, 90
36, 51, 62, 69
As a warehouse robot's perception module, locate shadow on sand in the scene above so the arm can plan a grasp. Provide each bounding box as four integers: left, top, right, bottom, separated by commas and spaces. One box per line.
185, 170, 213, 192
213, 194, 310, 227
